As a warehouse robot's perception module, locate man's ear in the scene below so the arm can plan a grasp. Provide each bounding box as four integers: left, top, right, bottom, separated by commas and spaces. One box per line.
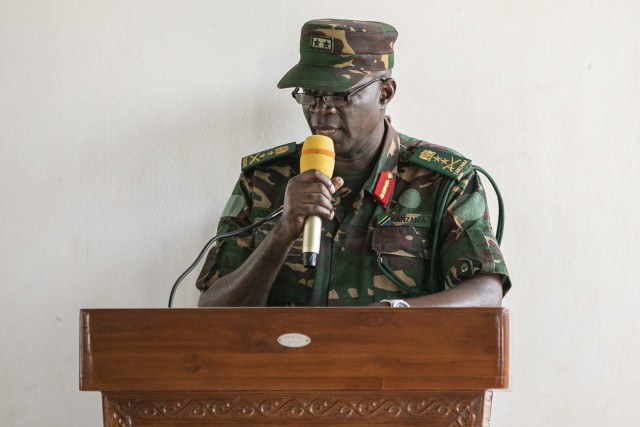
379, 78, 396, 108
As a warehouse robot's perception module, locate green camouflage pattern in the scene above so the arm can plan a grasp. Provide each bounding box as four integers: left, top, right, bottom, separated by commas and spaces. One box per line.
196, 121, 511, 306
277, 19, 398, 92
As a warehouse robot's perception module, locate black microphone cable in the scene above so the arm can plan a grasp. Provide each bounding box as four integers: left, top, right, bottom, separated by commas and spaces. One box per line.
168, 206, 284, 308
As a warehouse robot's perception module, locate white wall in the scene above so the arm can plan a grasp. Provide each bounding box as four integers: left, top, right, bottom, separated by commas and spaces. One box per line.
1, 1, 638, 425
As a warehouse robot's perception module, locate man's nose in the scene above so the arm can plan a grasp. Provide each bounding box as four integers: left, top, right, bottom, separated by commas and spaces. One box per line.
310, 97, 336, 115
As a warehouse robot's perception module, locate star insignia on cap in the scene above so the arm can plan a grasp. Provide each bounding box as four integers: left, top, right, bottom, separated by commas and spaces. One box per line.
311, 36, 333, 51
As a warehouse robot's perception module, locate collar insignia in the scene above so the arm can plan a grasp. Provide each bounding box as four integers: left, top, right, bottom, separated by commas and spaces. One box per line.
373, 170, 395, 207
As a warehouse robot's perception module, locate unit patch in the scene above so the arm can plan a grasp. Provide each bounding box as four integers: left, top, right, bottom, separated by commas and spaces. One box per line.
398, 189, 421, 209
409, 147, 472, 180
453, 192, 486, 221
241, 142, 297, 172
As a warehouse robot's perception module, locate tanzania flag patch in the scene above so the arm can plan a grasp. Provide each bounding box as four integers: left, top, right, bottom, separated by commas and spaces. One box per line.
377, 213, 432, 228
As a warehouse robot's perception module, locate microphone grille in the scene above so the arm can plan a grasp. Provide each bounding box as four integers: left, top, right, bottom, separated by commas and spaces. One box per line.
300, 135, 335, 177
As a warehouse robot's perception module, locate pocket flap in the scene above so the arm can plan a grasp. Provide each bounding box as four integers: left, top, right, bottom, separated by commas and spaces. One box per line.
371, 226, 430, 259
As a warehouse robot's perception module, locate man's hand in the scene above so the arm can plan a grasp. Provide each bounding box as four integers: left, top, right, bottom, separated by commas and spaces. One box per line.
274, 170, 344, 242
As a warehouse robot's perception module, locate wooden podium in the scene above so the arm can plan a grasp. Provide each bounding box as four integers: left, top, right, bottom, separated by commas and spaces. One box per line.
80, 308, 508, 426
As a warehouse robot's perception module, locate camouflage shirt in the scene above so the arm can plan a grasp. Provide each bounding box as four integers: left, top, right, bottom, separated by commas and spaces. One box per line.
196, 122, 510, 306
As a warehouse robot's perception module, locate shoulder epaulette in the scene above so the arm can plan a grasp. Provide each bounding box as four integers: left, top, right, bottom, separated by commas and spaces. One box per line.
241, 142, 297, 172
409, 146, 473, 180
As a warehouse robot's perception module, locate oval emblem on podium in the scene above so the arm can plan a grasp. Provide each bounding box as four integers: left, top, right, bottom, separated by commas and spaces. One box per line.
277, 333, 311, 348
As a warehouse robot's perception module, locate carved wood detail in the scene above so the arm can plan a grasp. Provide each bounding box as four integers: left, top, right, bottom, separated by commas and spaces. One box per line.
104, 392, 486, 426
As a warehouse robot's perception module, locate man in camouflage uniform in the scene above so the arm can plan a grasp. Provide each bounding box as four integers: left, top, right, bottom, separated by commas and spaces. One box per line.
197, 19, 510, 307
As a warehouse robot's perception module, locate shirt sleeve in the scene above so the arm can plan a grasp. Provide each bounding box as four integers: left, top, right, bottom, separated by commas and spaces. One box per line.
437, 171, 511, 294
195, 175, 253, 292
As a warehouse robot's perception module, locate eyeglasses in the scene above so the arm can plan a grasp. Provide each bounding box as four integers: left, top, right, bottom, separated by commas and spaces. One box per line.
291, 78, 386, 108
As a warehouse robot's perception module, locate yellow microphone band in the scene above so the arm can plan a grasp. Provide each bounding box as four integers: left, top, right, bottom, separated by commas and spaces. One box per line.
301, 148, 335, 158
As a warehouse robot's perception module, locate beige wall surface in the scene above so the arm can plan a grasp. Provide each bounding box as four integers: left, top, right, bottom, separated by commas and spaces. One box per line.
1, 1, 639, 425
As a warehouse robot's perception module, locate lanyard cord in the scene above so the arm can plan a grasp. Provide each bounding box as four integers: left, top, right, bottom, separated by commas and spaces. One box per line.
472, 165, 504, 244
374, 176, 455, 297
426, 177, 457, 293
376, 254, 427, 297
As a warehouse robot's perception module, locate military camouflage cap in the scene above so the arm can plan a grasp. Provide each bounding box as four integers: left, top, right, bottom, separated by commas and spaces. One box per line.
277, 19, 398, 92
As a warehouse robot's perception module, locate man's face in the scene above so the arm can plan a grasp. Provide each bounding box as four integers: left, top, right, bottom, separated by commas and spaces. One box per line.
301, 79, 386, 162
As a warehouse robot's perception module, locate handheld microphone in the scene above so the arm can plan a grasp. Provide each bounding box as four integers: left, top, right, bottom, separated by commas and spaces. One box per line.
299, 135, 335, 268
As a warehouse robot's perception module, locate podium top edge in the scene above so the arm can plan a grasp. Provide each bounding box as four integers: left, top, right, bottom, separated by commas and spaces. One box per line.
80, 307, 508, 314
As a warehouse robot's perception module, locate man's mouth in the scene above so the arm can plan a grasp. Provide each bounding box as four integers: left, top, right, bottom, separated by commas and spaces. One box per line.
313, 127, 340, 138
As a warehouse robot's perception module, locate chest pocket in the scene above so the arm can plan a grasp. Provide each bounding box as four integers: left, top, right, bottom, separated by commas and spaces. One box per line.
371, 226, 432, 294
372, 226, 430, 258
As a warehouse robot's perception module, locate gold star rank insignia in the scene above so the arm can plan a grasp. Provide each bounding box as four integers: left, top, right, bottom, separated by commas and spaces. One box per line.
241, 142, 297, 172
409, 147, 472, 180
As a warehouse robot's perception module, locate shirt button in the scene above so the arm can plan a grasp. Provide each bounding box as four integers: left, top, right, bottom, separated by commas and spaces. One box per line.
460, 260, 472, 274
